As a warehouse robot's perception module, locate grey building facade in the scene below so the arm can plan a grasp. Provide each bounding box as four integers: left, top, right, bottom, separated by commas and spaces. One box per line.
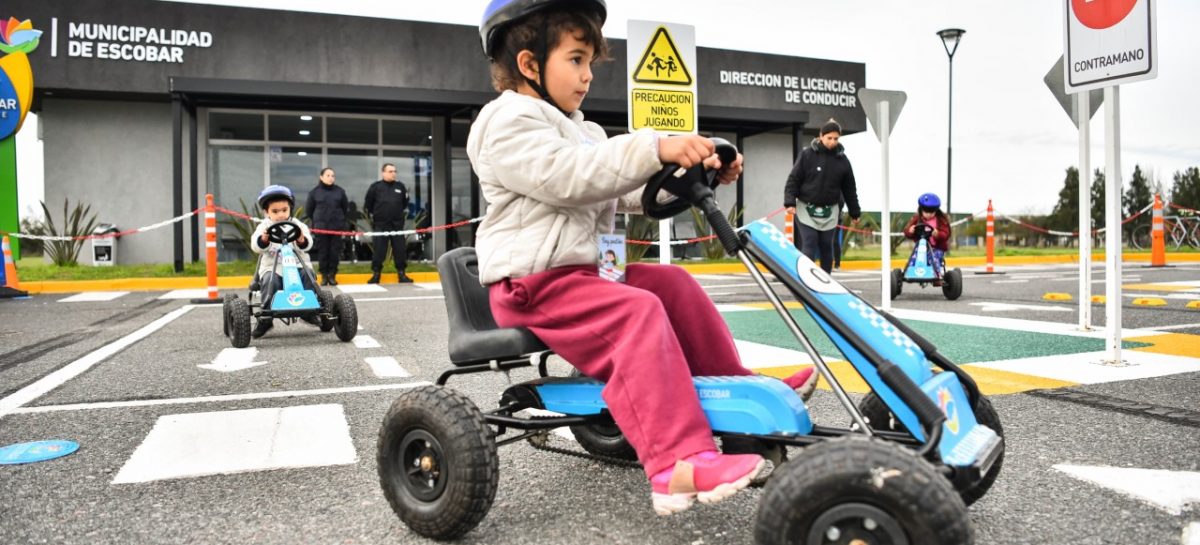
11, 0, 865, 266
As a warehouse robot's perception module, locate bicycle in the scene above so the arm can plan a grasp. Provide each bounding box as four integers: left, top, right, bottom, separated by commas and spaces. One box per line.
1130, 213, 1200, 250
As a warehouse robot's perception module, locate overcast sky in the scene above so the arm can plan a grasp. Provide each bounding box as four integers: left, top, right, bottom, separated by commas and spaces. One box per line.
17, 0, 1200, 218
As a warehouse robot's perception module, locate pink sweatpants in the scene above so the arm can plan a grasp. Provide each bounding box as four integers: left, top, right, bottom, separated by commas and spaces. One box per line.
489, 263, 754, 477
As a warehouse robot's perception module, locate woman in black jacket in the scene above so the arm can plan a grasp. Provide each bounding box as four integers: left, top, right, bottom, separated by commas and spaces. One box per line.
305, 167, 350, 285
783, 120, 862, 274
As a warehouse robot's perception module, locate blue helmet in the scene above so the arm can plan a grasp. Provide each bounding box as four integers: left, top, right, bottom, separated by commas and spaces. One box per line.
258, 185, 294, 211
479, 0, 607, 59
918, 193, 942, 210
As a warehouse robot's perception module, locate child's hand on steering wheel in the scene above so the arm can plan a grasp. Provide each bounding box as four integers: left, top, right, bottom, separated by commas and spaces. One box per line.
703, 152, 744, 185
658, 134, 714, 169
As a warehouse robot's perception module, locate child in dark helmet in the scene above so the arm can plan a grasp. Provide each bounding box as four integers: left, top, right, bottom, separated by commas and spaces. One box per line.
250, 185, 319, 337
470, 0, 816, 516
904, 192, 952, 280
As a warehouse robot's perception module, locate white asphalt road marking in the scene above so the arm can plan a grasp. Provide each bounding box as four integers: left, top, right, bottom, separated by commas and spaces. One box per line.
1124, 292, 1200, 301
112, 404, 357, 484
364, 356, 411, 378
353, 335, 381, 349
1053, 465, 1200, 516
969, 302, 1073, 313
971, 351, 1200, 384
414, 282, 442, 290
58, 291, 130, 302
734, 339, 822, 369
158, 289, 210, 300
1184, 522, 1200, 545
713, 304, 759, 313
0, 305, 194, 421
1152, 322, 1200, 331
10, 382, 432, 414
992, 280, 1029, 284
886, 308, 1167, 339
334, 284, 387, 294
198, 347, 268, 372
353, 296, 445, 302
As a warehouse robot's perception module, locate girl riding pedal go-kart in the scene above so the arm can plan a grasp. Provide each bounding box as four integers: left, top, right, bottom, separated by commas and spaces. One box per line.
893, 193, 963, 300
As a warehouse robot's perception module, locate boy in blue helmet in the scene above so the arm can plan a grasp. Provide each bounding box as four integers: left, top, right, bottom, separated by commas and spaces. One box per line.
470, 0, 815, 516
250, 185, 318, 337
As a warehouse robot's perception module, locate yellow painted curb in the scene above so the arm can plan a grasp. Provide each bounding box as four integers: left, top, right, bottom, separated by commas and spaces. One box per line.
1043, 292, 1073, 301
1131, 297, 1168, 307
1091, 295, 1106, 304
1186, 301, 1200, 310
20, 272, 441, 294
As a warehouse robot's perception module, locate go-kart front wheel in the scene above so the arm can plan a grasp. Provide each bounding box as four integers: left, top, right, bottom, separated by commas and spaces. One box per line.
221, 294, 236, 338
377, 386, 499, 541
332, 294, 357, 342
890, 268, 903, 299
316, 289, 335, 332
754, 436, 972, 545
858, 391, 1004, 506
942, 268, 963, 300
227, 296, 252, 348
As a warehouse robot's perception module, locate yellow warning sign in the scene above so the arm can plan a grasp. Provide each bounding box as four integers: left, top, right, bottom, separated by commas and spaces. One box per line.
631, 88, 694, 132
632, 27, 692, 86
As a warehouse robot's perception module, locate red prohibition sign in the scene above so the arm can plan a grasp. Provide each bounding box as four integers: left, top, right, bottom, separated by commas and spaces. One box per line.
1071, 0, 1138, 30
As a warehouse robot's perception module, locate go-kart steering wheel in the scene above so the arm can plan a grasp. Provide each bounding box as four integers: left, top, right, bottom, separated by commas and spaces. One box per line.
266, 221, 303, 245
641, 137, 739, 220
918, 224, 935, 239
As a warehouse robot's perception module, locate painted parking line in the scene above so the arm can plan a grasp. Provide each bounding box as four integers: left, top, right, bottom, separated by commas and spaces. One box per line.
364, 356, 411, 378
335, 284, 387, 294
10, 382, 432, 414
158, 289, 209, 300
58, 291, 130, 302
0, 305, 194, 421
352, 335, 381, 349
113, 404, 357, 484
971, 350, 1200, 384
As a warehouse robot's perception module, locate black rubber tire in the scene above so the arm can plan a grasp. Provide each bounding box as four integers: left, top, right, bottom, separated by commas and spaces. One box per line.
563, 369, 638, 461
221, 294, 235, 338
316, 289, 335, 332
891, 268, 904, 299
858, 392, 1004, 506
942, 268, 963, 300
569, 419, 639, 461
754, 435, 972, 545
377, 386, 499, 541
333, 294, 357, 342
228, 296, 252, 349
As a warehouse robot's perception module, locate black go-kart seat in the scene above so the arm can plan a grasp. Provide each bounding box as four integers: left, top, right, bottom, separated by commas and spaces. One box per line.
438, 247, 548, 366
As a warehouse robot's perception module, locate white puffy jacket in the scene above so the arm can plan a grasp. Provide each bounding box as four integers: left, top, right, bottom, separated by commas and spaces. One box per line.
467, 91, 664, 286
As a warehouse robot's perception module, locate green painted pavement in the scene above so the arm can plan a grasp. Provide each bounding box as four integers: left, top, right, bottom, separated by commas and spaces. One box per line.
722, 309, 1150, 363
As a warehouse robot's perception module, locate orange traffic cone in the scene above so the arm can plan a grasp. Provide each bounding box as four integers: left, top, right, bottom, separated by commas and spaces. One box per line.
1, 235, 29, 298
784, 210, 795, 245
1149, 194, 1168, 268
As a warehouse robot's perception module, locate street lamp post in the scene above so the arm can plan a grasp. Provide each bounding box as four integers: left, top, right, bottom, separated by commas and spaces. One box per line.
937, 28, 965, 218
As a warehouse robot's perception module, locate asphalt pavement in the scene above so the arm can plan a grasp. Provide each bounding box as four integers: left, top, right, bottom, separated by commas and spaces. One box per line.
1, 263, 1197, 545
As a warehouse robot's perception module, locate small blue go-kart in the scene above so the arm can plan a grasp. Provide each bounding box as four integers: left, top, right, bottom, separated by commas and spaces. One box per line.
892, 224, 963, 301
222, 220, 358, 348
376, 140, 1002, 544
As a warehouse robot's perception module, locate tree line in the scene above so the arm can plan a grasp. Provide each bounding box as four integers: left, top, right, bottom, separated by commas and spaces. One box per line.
1047, 165, 1200, 234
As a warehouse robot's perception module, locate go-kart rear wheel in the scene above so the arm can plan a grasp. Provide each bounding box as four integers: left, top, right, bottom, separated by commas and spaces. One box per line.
563, 369, 638, 462
891, 268, 903, 299
942, 268, 963, 300
377, 385, 498, 541
754, 435, 972, 545
858, 391, 1004, 506
332, 294, 357, 342
316, 289, 335, 332
569, 419, 639, 462
228, 296, 252, 348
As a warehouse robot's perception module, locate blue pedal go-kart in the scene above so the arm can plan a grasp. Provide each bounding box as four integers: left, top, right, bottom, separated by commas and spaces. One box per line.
222, 220, 358, 348
376, 140, 1002, 544
891, 224, 963, 301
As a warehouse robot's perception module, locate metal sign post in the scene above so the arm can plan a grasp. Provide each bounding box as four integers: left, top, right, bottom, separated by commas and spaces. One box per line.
857, 89, 907, 311
1064, 0, 1157, 364
1044, 56, 1103, 330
